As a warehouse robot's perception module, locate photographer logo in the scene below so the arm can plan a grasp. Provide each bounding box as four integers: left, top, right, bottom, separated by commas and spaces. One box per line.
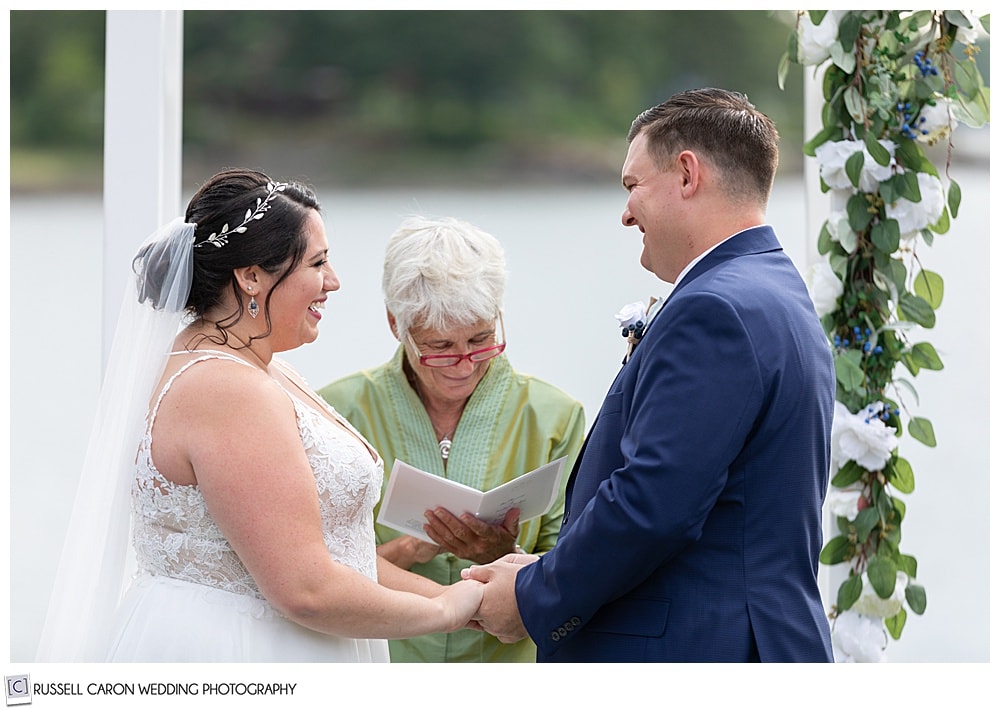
5, 675, 31, 706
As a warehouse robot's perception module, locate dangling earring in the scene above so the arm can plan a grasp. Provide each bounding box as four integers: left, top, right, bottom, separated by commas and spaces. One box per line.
247, 289, 259, 319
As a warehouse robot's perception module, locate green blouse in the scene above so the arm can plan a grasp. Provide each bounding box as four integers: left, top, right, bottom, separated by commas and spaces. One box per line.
318, 346, 585, 662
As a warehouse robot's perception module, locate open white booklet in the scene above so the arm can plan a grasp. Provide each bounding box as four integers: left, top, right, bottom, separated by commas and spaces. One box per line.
376, 457, 567, 544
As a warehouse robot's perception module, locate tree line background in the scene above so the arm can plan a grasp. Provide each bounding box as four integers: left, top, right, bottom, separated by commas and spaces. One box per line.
12, 10, 809, 192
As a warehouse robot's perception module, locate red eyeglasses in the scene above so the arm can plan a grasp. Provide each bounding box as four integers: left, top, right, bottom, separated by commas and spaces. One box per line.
406, 315, 506, 368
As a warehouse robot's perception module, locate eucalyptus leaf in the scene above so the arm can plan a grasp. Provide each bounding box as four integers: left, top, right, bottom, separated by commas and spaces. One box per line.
808, 10, 827, 25
948, 179, 962, 218
833, 354, 865, 395
845, 151, 865, 188
905, 583, 927, 614
838, 12, 862, 51
929, 205, 950, 235
913, 270, 944, 309
863, 132, 892, 166
837, 575, 863, 613
898, 293, 936, 328
853, 506, 880, 542
953, 56, 982, 97
837, 219, 858, 254
831, 43, 857, 76
804, 125, 843, 157
909, 342, 944, 370
777, 52, 791, 91
886, 456, 915, 494
896, 171, 922, 203
899, 554, 918, 578
885, 608, 907, 640
829, 253, 848, 279
818, 223, 835, 255
892, 377, 920, 407
871, 220, 900, 254
890, 496, 906, 524
893, 139, 926, 173
944, 10, 974, 28
831, 460, 865, 487
906, 11, 934, 32
820, 535, 854, 565
844, 86, 866, 124
847, 193, 873, 232
907, 417, 937, 447
879, 177, 899, 205
867, 556, 898, 599
951, 91, 990, 128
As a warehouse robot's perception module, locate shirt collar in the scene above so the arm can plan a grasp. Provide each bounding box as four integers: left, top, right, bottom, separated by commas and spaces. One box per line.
673, 225, 766, 288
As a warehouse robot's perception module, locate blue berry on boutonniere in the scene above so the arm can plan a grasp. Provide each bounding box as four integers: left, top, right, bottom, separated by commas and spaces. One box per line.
615, 301, 648, 364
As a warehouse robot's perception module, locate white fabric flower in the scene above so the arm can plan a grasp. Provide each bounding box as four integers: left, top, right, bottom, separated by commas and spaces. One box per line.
831, 401, 897, 472
614, 301, 647, 329
797, 10, 844, 65
807, 260, 844, 317
915, 97, 958, 145
815, 139, 895, 193
827, 482, 865, 522
885, 172, 945, 238
853, 571, 908, 618
832, 611, 887, 662
956, 13, 987, 45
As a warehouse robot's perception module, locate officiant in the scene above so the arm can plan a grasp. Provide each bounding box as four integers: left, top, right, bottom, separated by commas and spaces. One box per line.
318, 215, 584, 663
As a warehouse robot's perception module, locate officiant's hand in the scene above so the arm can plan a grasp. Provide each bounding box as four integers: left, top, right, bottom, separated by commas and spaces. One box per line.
462, 554, 535, 643
377, 535, 442, 569
423, 507, 521, 564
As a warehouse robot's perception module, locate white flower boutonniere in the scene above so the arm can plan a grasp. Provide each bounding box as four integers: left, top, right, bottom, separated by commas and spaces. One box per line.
615, 300, 648, 364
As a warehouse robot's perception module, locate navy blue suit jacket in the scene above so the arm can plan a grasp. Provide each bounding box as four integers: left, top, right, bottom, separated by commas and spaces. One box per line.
515, 226, 835, 662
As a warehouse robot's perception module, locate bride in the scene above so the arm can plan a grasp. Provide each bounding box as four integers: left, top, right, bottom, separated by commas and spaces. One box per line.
35, 168, 482, 662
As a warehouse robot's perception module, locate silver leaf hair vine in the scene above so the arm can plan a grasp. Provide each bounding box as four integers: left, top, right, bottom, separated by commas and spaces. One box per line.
193, 181, 288, 249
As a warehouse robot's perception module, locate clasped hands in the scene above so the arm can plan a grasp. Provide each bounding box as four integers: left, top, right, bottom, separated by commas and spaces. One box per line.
421, 506, 535, 644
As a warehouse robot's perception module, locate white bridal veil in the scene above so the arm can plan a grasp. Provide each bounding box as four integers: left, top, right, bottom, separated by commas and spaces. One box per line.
35, 218, 195, 661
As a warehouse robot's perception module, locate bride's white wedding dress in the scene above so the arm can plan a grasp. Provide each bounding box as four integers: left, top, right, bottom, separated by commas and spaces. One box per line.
105, 351, 390, 662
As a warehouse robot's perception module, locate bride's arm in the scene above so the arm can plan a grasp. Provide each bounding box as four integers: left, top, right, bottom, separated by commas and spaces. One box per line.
174, 365, 481, 639
376, 556, 443, 597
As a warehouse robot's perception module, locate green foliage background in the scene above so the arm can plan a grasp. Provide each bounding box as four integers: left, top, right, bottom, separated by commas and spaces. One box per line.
11, 10, 805, 190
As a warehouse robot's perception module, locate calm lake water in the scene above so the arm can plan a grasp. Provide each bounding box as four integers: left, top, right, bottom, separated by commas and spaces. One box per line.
8, 165, 991, 663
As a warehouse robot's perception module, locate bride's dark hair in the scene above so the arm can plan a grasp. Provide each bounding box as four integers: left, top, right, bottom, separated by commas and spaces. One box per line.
187, 167, 320, 314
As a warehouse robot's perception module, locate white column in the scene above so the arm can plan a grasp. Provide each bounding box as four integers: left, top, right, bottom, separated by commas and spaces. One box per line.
803, 69, 843, 619
102, 10, 184, 369
803, 69, 825, 268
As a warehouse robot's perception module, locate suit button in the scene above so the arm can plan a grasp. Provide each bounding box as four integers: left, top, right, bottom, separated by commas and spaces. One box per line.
550, 631, 560, 642
558, 627, 568, 637
571, 616, 581, 627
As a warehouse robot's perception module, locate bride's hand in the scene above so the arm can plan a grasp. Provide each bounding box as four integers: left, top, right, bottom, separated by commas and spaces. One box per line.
435, 579, 484, 632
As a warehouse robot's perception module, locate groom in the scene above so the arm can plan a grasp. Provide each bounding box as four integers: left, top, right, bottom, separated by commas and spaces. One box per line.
464, 88, 836, 662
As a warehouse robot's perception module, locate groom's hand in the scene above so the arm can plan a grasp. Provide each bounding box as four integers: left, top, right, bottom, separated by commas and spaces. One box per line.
461, 554, 535, 643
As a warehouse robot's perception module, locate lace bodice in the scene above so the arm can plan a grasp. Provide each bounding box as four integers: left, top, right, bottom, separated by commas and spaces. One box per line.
131, 352, 383, 605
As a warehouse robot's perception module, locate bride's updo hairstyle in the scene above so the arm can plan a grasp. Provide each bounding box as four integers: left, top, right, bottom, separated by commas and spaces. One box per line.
185, 168, 321, 335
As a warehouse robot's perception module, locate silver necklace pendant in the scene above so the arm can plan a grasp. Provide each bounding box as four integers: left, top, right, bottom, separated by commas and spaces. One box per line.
438, 435, 452, 460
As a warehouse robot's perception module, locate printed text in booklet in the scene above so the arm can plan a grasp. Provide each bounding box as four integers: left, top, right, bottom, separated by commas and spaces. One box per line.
376, 457, 566, 544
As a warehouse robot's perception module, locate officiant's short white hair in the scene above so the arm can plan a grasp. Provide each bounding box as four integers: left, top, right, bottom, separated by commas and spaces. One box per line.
382, 215, 508, 338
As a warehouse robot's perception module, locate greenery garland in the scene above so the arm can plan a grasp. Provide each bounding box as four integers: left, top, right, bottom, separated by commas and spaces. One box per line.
779, 10, 989, 660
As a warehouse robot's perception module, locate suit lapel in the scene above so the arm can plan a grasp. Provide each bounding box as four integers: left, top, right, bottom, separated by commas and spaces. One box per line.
563, 227, 783, 527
